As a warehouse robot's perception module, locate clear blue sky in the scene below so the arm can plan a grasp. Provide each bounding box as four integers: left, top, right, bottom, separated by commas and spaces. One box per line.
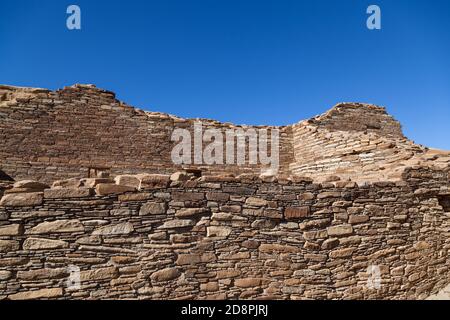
1, 0, 449, 149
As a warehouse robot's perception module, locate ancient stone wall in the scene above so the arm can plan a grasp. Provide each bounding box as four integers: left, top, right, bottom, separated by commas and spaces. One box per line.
0, 167, 449, 300
0, 85, 292, 183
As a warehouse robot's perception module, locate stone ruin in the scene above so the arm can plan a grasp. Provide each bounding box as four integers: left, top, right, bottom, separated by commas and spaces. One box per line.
0, 84, 449, 300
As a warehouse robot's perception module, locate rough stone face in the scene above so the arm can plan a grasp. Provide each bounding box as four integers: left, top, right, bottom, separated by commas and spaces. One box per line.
139, 202, 166, 215
285, 206, 310, 219
150, 268, 181, 282
44, 188, 92, 199
207, 226, 232, 237
245, 197, 268, 207
0, 240, 20, 252
17, 268, 67, 280
95, 184, 135, 196
160, 219, 195, 229
0, 224, 23, 236
175, 208, 209, 217
27, 220, 84, 234
0, 192, 43, 207
22, 237, 69, 250
8, 288, 63, 300
327, 224, 354, 237
114, 175, 141, 188
92, 222, 134, 236
80, 267, 118, 281
13, 180, 49, 190
139, 174, 171, 189
0, 270, 12, 280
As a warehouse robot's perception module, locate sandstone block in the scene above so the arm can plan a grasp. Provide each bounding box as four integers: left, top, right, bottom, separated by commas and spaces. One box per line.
234, 278, 263, 288
138, 174, 171, 189
327, 224, 353, 237
114, 175, 141, 188
44, 188, 92, 199
245, 197, 268, 207
0, 192, 43, 207
321, 238, 339, 250
52, 178, 81, 188
23, 237, 69, 250
0, 270, 12, 280
348, 215, 369, 224
0, 224, 23, 236
13, 180, 49, 190
175, 208, 209, 217
17, 268, 67, 280
160, 219, 195, 229
80, 266, 118, 281
95, 183, 135, 196
206, 192, 229, 202
216, 270, 241, 279
150, 267, 180, 282
259, 243, 300, 253
140, 202, 166, 215
329, 248, 355, 259
27, 219, 84, 234
8, 288, 63, 300
285, 206, 310, 219
79, 178, 113, 188
92, 222, 134, 236
207, 226, 231, 238
0, 240, 20, 252
201, 282, 219, 292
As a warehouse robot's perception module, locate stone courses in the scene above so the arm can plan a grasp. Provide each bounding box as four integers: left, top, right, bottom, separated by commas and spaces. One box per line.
0, 167, 448, 300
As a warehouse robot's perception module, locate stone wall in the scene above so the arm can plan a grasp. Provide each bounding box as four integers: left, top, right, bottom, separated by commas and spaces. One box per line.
4, 84, 445, 185
0, 84, 292, 183
0, 167, 449, 300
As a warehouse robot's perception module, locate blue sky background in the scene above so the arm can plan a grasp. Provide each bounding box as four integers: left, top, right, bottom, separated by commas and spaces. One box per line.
1, 0, 449, 149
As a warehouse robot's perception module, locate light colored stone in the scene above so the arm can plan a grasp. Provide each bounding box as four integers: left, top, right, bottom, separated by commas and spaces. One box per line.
175, 208, 209, 217
259, 243, 300, 253
80, 266, 118, 281
44, 188, 92, 199
8, 288, 63, 300
285, 206, 310, 219
160, 219, 195, 229
23, 237, 69, 250
17, 268, 67, 280
327, 224, 353, 236
0, 240, 20, 252
207, 226, 232, 238
114, 175, 141, 188
245, 197, 268, 207
0, 270, 12, 280
140, 202, 166, 215
150, 267, 180, 282
0, 192, 43, 207
0, 224, 23, 236
13, 180, 49, 190
95, 183, 135, 195
92, 222, 134, 235
27, 219, 84, 234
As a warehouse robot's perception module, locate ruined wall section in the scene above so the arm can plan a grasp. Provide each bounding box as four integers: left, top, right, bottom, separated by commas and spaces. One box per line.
0, 85, 293, 183
0, 166, 449, 300
289, 103, 427, 182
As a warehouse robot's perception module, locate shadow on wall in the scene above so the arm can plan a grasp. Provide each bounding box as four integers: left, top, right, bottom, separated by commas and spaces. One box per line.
0, 170, 14, 181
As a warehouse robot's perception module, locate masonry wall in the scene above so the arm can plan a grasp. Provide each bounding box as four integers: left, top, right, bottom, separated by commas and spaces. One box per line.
0, 85, 292, 183
0, 167, 449, 300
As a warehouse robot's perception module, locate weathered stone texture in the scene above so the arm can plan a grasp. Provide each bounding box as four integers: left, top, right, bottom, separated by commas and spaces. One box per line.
0, 166, 448, 300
